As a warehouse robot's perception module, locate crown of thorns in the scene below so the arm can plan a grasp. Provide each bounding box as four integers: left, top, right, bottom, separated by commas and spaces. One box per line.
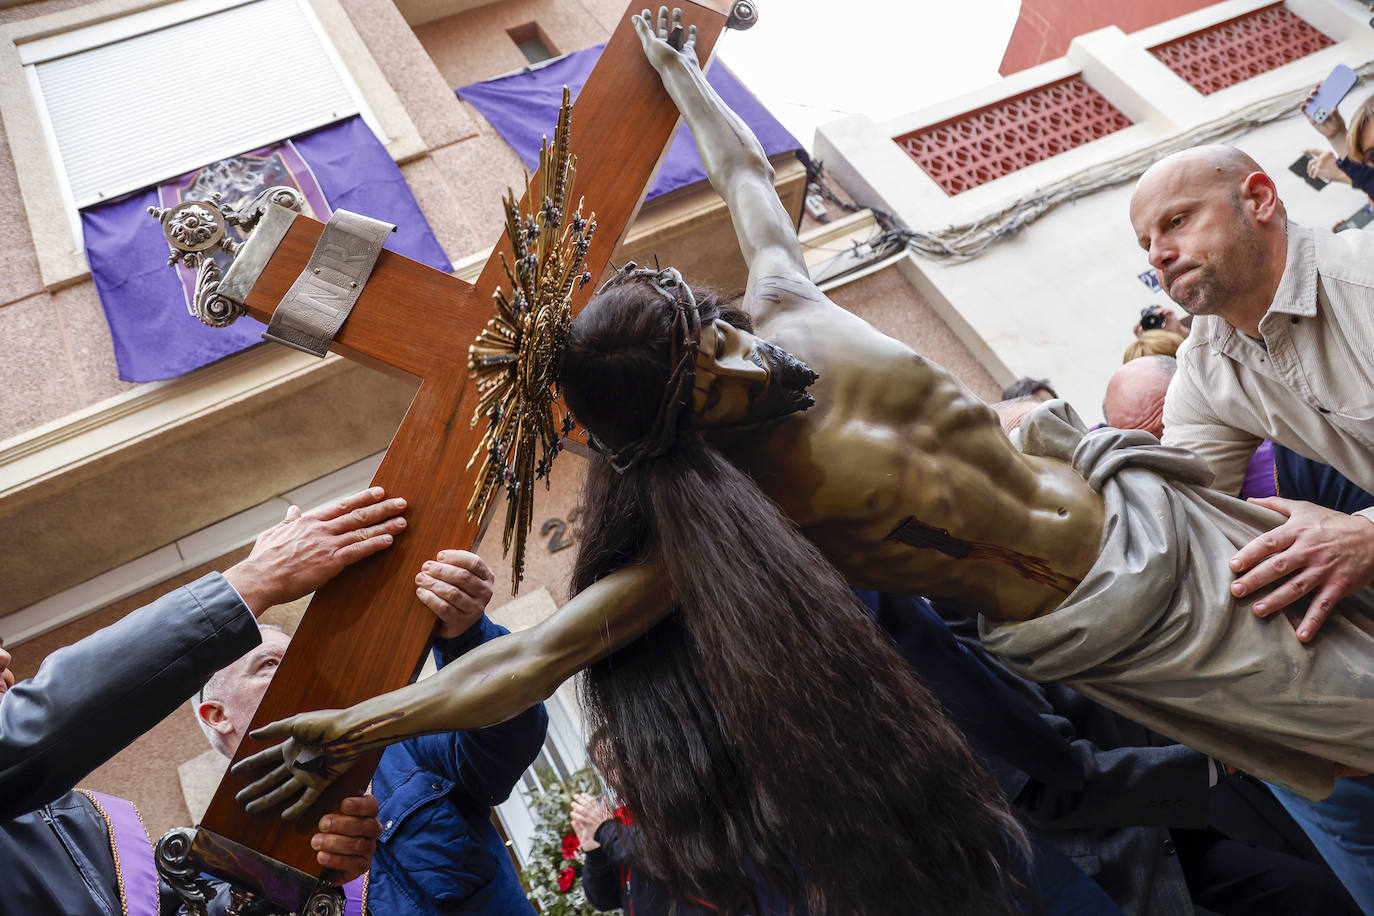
587, 262, 703, 474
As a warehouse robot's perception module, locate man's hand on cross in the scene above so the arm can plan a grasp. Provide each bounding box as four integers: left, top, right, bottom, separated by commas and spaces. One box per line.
310, 793, 383, 882
415, 549, 495, 639
1229, 496, 1374, 641
223, 487, 408, 616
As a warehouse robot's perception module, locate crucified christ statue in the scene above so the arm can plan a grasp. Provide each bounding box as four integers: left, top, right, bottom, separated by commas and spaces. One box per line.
238, 8, 1374, 913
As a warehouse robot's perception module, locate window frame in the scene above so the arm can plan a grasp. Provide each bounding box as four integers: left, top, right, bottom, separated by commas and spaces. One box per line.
0, 0, 425, 287
19, 0, 378, 255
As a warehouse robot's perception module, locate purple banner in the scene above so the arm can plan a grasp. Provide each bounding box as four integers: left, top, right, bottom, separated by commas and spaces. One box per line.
82, 116, 453, 382
457, 45, 806, 202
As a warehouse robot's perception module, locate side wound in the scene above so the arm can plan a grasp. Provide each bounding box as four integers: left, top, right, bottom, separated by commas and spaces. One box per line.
886, 515, 1079, 595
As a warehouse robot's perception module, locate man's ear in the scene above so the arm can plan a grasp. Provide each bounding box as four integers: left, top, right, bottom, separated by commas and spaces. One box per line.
197, 700, 233, 737
1241, 171, 1282, 223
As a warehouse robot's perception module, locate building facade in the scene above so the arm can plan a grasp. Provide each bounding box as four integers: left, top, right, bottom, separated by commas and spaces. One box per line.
819, 0, 1374, 419
0, 0, 999, 860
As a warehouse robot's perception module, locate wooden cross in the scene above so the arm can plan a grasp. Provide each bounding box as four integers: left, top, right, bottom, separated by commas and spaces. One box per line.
197, 0, 744, 887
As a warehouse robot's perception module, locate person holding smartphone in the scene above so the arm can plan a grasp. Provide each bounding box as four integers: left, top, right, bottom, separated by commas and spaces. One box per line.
1301, 72, 1374, 201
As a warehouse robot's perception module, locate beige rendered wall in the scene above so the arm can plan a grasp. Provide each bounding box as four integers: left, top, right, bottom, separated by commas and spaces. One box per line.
0, 0, 606, 612
827, 264, 1002, 402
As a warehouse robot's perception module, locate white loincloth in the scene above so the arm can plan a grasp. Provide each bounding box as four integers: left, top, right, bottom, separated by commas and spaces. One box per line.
982, 400, 1374, 800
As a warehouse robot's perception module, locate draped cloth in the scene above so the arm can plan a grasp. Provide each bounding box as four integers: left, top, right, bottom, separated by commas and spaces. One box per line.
982, 401, 1374, 800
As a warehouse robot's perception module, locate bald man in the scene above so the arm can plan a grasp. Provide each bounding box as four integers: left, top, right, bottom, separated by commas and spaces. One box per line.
1102, 356, 1174, 440
1131, 143, 1374, 911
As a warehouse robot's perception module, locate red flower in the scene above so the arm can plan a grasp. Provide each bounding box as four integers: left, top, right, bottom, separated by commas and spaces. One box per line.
557, 866, 576, 892
561, 833, 581, 859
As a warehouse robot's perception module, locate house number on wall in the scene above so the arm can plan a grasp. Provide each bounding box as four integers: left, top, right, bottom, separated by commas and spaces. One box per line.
540, 507, 583, 553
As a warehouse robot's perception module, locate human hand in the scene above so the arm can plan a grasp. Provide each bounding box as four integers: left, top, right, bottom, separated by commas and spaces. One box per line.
232, 710, 369, 821
223, 487, 407, 616
1302, 85, 1348, 141
312, 794, 382, 882
1304, 149, 1346, 183
1229, 497, 1374, 641
1132, 307, 1185, 338
634, 6, 698, 69
571, 793, 613, 850
415, 550, 495, 639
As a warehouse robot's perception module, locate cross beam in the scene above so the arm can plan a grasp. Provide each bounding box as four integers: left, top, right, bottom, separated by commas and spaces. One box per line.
193, 0, 743, 887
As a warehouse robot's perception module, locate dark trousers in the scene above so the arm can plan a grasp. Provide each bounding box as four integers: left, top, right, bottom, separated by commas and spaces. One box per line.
1173, 826, 1361, 916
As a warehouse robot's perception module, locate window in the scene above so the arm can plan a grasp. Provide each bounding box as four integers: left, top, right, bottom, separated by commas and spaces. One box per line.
19, 0, 374, 243
894, 76, 1132, 196
506, 22, 556, 65
1149, 4, 1334, 96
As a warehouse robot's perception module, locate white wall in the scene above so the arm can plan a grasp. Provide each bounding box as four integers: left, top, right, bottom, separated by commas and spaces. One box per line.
817, 0, 1374, 420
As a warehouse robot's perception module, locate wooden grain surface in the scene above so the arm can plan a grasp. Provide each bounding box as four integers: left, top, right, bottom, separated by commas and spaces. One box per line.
199, 0, 734, 880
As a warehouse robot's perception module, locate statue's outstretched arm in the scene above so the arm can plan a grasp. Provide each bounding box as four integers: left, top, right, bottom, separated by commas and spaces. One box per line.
635, 9, 813, 322
232, 563, 671, 820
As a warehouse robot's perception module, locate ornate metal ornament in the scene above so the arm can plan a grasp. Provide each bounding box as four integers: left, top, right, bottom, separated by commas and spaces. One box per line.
263, 209, 396, 357
726, 0, 758, 31
148, 186, 307, 327
154, 824, 335, 915
466, 87, 596, 595
303, 887, 346, 916
155, 827, 215, 916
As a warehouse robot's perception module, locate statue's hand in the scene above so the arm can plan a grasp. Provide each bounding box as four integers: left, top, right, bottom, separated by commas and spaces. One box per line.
634, 6, 698, 70
231, 711, 364, 821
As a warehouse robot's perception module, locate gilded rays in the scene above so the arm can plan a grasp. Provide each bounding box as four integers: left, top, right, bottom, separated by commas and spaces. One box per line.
466, 87, 597, 594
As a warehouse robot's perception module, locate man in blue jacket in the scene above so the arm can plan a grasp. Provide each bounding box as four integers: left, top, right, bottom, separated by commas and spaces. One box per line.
198, 548, 547, 914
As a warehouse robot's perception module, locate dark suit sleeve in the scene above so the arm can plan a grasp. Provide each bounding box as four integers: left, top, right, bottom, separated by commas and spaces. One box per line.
405, 616, 549, 806
582, 821, 628, 911
1014, 691, 1211, 832
0, 573, 259, 818
938, 609, 1212, 832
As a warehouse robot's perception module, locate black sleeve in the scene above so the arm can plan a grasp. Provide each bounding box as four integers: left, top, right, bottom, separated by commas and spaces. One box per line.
582, 821, 627, 911
0, 573, 259, 817
1336, 157, 1374, 197
1014, 685, 1211, 831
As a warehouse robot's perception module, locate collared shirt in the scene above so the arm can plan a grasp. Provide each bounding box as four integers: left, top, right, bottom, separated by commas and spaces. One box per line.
1162, 222, 1374, 525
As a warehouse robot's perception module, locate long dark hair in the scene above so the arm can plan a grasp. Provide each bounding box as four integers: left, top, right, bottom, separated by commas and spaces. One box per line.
562, 278, 1028, 915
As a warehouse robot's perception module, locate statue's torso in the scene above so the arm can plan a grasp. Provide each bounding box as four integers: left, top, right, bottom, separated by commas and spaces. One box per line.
714, 286, 1103, 619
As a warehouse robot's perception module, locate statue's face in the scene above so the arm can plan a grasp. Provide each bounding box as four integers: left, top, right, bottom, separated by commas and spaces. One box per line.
691, 319, 817, 428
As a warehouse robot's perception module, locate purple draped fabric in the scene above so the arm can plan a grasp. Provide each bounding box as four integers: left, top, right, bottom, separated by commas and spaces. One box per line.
82, 116, 452, 382
457, 45, 806, 202
81, 791, 159, 916
1240, 439, 1278, 500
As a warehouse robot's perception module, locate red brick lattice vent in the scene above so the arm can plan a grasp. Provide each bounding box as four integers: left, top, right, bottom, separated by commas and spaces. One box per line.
1150, 4, 1334, 96
894, 76, 1132, 196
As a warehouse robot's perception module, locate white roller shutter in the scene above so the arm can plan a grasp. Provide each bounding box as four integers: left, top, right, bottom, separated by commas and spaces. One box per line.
24, 0, 361, 208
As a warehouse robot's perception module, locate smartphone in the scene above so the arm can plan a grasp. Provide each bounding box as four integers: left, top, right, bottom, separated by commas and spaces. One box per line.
1290, 153, 1329, 191
1304, 64, 1359, 124
1334, 203, 1374, 233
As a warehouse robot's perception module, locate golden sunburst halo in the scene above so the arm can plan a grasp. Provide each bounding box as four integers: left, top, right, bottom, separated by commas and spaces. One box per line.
466, 87, 597, 594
